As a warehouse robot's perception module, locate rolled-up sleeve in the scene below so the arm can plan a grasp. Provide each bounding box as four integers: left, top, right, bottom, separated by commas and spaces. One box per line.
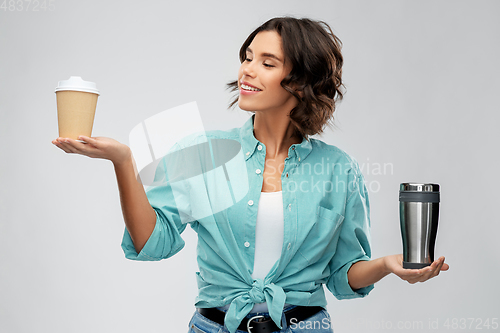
121, 148, 190, 261
121, 205, 187, 261
326, 163, 374, 299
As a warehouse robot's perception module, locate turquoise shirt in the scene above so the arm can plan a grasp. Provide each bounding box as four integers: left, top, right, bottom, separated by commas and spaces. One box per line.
121, 115, 374, 333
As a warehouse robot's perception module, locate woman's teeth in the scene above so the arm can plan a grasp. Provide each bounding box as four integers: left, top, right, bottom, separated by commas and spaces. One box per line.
241, 84, 261, 92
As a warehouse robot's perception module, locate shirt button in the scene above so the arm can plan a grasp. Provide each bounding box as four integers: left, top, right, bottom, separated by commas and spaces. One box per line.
246, 152, 250, 156
255, 169, 262, 174
244, 241, 250, 248
287, 243, 291, 250
298, 157, 301, 162
286, 172, 288, 178
248, 200, 254, 206
292, 147, 295, 150
257, 145, 262, 151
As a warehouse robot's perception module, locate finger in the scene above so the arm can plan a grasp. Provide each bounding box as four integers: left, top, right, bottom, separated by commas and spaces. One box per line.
54, 139, 75, 152
59, 143, 79, 154
434, 257, 450, 274
72, 138, 103, 156
419, 260, 443, 281
423, 268, 438, 281
420, 262, 439, 280
54, 138, 93, 155
66, 137, 105, 158
437, 257, 449, 271
61, 137, 81, 145
78, 135, 98, 146
63, 137, 93, 150
57, 139, 81, 154
53, 141, 72, 153
427, 257, 444, 275
429, 259, 440, 272
433, 258, 446, 277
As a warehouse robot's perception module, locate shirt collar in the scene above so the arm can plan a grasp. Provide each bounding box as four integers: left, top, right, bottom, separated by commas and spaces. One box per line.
240, 114, 313, 162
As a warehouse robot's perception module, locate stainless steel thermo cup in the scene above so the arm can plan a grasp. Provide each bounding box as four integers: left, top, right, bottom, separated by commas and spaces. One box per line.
399, 183, 440, 269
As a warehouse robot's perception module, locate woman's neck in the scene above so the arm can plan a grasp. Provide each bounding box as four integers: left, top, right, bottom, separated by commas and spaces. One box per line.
253, 112, 302, 159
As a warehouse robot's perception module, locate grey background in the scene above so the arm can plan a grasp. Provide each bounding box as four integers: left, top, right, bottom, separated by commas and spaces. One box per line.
1, 0, 499, 332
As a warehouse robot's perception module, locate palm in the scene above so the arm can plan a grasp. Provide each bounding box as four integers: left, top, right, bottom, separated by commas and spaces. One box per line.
386, 254, 449, 284
52, 136, 131, 165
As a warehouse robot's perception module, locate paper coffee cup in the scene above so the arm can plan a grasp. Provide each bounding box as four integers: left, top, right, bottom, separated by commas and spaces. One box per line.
55, 76, 100, 140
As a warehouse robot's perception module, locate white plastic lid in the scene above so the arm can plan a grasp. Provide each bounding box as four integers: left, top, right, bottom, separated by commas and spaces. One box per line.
55, 76, 100, 95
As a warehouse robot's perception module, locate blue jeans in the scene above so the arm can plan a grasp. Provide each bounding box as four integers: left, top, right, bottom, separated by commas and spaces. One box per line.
187, 306, 334, 333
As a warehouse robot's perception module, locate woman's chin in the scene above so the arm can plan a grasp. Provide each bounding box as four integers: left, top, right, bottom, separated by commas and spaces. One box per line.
237, 100, 254, 112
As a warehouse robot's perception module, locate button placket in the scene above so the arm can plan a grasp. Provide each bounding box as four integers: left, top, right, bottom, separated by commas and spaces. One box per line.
274, 158, 296, 276
244, 152, 264, 259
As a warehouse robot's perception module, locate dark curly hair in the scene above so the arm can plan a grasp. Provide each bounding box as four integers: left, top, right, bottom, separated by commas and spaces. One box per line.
227, 17, 345, 139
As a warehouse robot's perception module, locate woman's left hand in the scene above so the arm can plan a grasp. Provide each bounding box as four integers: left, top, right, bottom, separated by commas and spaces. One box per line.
384, 254, 449, 284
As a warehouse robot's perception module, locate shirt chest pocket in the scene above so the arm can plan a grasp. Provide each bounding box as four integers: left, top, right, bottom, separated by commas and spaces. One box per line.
316, 206, 345, 232
297, 206, 345, 264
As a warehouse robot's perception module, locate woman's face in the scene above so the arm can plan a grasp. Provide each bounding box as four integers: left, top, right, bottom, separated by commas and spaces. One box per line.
237, 30, 298, 115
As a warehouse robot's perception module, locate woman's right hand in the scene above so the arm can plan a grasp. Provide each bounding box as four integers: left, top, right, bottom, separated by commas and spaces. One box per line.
52, 136, 132, 166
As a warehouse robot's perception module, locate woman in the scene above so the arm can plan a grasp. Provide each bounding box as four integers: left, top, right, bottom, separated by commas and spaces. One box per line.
52, 17, 448, 333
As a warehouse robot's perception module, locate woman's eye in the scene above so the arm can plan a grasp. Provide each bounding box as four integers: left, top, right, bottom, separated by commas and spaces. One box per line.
244, 58, 252, 62
263, 63, 275, 68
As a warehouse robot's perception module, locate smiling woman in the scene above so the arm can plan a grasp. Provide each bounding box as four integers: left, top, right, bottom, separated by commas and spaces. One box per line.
52, 15, 448, 333
236, 31, 298, 121
227, 17, 345, 140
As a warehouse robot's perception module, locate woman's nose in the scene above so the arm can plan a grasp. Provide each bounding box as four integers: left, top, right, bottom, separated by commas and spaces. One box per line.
241, 62, 255, 77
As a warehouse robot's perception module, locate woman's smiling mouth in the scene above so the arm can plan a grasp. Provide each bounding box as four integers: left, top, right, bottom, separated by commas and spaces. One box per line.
240, 81, 262, 95
241, 84, 261, 91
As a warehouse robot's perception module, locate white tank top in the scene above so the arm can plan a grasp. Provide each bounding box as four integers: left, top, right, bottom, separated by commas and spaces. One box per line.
252, 190, 284, 281
218, 190, 288, 313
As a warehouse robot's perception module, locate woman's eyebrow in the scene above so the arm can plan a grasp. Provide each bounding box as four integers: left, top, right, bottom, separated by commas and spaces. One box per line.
246, 47, 283, 62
